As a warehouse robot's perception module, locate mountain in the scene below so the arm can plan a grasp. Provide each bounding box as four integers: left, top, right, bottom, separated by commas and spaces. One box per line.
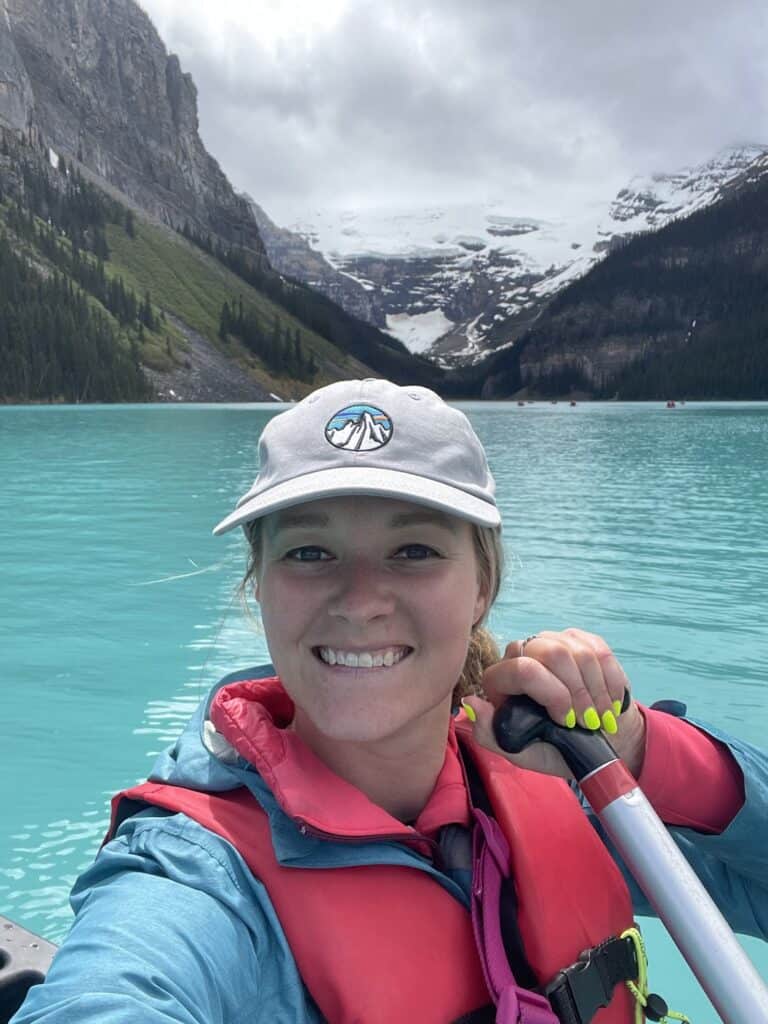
469, 166, 768, 401
261, 145, 768, 367
0, 0, 264, 258
0, 0, 442, 402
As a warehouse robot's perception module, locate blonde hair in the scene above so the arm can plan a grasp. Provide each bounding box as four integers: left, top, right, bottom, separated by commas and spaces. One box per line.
239, 516, 503, 707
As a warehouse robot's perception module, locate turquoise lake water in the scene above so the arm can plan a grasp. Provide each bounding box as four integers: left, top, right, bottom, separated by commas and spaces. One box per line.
1, 400, 767, 1020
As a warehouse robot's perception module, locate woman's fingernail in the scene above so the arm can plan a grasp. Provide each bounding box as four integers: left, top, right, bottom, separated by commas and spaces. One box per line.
583, 707, 601, 731
564, 707, 576, 729
602, 710, 618, 735
460, 699, 477, 723
612, 700, 623, 717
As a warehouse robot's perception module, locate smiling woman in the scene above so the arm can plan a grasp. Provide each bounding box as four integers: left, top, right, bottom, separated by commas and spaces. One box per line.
242, 498, 503, 682
9, 380, 768, 1024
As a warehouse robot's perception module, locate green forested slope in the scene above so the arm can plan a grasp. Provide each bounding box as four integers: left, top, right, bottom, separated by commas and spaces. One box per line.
0, 232, 150, 401
0, 129, 441, 403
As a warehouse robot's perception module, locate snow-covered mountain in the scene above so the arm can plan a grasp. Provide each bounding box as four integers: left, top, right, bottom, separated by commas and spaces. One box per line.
267, 144, 768, 367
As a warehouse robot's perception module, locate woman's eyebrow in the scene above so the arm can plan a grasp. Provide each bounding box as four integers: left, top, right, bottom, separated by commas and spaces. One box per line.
388, 511, 459, 533
271, 511, 331, 534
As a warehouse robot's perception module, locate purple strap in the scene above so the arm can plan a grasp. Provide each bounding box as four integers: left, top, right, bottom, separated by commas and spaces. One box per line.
471, 808, 560, 1024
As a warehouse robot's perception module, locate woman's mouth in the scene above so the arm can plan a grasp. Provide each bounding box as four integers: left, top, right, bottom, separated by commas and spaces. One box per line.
313, 645, 412, 669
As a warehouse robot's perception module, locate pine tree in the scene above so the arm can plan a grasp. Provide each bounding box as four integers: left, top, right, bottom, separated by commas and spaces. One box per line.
219, 300, 231, 340
140, 291, 155, 331
92, 226, 110, 262
293, 329, 301, 374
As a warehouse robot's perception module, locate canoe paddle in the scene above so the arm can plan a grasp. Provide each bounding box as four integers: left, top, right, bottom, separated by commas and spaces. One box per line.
493, 696, 768, 1024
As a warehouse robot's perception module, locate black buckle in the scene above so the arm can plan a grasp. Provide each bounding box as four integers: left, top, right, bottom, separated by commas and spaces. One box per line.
545, 937, 638, 1024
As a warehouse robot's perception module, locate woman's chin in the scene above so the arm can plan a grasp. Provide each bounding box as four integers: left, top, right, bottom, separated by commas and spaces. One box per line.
307, 704, 408, 745
299, 690, 451, 748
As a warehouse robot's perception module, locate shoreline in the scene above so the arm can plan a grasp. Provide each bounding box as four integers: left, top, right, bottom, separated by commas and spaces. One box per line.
3, 397, 768, 408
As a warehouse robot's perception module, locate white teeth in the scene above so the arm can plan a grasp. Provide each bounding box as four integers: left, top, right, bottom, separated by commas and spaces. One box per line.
317, 646, 408, 668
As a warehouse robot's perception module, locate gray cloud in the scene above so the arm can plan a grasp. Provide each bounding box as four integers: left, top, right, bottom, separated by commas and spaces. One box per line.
140, 0, 768, 220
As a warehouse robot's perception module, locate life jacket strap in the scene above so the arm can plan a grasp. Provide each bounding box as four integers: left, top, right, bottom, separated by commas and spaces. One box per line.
544, 935, 639, 1024
460, 740, 539, 989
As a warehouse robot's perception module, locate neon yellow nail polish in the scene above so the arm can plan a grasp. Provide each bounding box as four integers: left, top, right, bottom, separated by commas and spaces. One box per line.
583, 707, 601, 731
461, 699, 477, 723
613, 699, 623, 717
564, 708, 576, 729
602, 710, 618, 735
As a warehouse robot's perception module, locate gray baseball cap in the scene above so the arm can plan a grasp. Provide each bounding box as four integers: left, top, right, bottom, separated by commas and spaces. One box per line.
213, 378, 500, 535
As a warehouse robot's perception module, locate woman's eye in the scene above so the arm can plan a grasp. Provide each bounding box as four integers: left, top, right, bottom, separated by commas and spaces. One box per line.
394, 544, 438, 560
284, 546, 331, 562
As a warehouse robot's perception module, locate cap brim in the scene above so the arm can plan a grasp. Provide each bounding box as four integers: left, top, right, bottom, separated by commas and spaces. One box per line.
212, 466, 500, 535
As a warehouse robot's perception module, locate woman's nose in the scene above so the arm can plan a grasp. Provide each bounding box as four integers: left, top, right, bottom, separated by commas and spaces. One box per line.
327, 561, 395, 623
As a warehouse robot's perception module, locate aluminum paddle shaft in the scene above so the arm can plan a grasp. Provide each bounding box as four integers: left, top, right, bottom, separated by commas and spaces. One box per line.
493, 695, 768, 1024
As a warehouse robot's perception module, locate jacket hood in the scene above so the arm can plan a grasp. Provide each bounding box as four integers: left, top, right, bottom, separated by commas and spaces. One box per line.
148, 665, 277, 794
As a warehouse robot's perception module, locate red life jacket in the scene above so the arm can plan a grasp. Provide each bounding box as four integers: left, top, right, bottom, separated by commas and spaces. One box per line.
108, 721, 636, 1024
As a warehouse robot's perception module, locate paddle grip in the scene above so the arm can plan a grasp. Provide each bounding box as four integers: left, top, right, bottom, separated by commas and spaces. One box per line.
492, 694, 619, 781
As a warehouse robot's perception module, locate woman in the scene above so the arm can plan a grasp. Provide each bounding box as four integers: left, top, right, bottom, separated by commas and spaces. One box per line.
12, 379, 768, 1024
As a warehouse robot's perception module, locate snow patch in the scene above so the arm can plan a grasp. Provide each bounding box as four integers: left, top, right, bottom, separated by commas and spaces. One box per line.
386, 309, 454, 353
48, 147, 59, 170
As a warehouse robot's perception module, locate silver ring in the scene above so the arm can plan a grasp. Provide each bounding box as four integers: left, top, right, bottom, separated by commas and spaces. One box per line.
520, 633, 539, 656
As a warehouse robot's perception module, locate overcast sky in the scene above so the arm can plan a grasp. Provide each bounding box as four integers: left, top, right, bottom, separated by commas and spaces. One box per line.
139, 0, 768, 225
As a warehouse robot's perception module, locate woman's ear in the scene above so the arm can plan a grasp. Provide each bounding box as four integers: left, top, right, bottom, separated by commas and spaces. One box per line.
472, 583, 488, 628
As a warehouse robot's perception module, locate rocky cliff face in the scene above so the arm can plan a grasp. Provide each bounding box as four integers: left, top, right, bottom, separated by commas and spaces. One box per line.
0, 0, 264, 257
247, 197, 380, 326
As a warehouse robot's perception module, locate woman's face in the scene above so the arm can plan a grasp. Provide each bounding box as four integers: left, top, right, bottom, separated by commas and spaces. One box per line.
255, 496, 488, 745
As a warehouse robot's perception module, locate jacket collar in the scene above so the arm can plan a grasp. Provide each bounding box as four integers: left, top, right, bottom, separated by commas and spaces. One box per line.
209, 676, 471, 842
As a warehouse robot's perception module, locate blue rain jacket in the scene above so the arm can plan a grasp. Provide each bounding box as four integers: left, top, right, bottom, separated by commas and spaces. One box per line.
12, 666, 768, 1023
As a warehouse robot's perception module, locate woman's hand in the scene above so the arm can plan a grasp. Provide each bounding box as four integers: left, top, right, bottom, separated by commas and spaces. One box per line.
462, 628, 647, 779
